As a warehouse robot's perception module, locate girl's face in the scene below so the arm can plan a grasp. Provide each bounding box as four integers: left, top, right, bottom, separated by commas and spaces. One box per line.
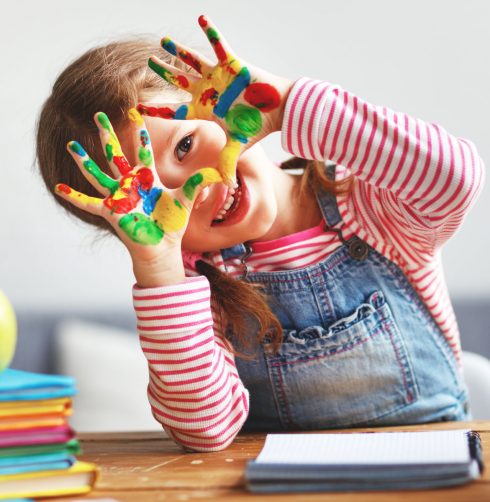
119, 113, 284, 252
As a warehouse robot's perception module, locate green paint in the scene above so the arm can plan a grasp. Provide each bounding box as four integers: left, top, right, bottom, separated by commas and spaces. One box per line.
206, 27, 219, 41
106, 143, 114, 161
148, 58, 174, 84
82, 159, 119, 193
97, 112, 112, 132
69, 141, 86, 157
119, 213, 164, 245
174, 199, 183, 209
138, 146, 153, 167
183, 172, 204, 200
225, 104, 262, 138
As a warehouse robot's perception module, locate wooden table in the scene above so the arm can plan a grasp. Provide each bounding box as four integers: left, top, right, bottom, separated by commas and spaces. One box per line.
52, 421, 490, 501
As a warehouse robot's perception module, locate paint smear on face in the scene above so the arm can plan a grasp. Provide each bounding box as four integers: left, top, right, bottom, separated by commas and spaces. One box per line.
137, 104, 176, 119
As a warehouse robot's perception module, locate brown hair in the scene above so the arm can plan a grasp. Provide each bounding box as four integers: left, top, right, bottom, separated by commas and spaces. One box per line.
36, 38, 351, 355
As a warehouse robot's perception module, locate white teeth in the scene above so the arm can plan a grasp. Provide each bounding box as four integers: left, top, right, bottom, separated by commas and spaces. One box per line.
213, 181, 241, 223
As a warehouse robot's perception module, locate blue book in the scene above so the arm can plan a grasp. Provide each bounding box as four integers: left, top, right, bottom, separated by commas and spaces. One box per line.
0, 455, 75, 475
0, 370, 76, 401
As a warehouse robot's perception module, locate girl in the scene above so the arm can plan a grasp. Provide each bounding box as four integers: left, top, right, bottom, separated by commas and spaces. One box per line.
37, 16, 485, 452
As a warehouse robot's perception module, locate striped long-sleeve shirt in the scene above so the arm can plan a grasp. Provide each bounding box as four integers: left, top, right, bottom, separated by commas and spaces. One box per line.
133, 78, 485, 452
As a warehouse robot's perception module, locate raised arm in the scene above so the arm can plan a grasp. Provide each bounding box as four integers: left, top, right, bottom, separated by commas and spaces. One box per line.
281, 78, 485, 257
56, 109, 249, 451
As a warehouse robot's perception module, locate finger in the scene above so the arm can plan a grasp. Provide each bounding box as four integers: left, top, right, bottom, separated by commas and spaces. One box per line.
67, 141, 119, 196
95, 112, 132, 177
127, 108, 156, 169
148, 55, 199, 92
160, 36, 214, 75
198, 15, 239, 72
218, 138, 245, 187
181, 167, 223, 204
55, 183, 103, 216
137, 102, 195, 121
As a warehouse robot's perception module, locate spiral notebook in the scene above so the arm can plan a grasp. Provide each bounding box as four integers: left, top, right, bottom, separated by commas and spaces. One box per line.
246, 429, 484, 493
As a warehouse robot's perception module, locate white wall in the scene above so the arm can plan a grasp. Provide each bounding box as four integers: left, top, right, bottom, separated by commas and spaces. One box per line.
2, 0, 489, 313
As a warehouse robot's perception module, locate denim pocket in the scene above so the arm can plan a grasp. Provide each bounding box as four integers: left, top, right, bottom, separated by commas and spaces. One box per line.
262, 290, 419, 429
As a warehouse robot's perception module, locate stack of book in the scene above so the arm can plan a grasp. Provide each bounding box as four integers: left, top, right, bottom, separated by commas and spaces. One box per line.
0, 368, 98, 499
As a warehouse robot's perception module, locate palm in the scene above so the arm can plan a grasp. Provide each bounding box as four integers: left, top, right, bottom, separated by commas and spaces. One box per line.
56, 109, 221, 251
139, 15, 284, 185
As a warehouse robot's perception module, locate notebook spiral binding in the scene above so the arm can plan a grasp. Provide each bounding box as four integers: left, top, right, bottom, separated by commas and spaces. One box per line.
466, 430, 484, 473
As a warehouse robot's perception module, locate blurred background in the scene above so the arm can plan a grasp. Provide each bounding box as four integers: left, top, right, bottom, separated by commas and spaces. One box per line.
1, 0, 489, 430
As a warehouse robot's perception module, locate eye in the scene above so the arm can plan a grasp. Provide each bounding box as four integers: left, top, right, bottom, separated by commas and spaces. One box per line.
175, 134, 193, 161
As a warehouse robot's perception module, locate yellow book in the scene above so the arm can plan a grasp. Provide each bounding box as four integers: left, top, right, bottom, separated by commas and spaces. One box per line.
0, 398, 72, 418
0, 460, 98, 499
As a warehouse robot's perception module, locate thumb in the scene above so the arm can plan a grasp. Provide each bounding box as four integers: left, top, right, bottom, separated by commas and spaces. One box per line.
181, 167, 223, 206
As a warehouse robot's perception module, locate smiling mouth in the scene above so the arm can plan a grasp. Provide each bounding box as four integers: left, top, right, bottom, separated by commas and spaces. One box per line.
212, 175, 243, 225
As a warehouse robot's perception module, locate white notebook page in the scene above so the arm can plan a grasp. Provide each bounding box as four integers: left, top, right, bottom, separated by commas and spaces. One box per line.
255, 430, 471, 465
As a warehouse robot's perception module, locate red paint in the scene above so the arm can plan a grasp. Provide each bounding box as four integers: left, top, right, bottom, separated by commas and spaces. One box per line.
176, 75, 189, 88
137, 104, 175, 119
179, 51, 202, 73
104, 171, 144, 214
135, 168, 154, 191
57, 184, 71, 194
198, 15, 207, 28
199, 87, 219, 106
244, 83, 281, 112
114, 155, 132, 175
213, 40, 227, 63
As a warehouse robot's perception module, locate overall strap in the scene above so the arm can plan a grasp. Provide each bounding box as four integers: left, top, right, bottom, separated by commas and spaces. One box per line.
316, 164, 369, 261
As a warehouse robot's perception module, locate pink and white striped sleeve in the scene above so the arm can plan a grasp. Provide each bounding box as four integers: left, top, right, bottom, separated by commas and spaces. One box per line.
282, 78, 485, 255
133, 276, 249, 452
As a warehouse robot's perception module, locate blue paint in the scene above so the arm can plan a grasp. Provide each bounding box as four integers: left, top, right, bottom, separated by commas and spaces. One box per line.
175, 105, 189, 120
69, 141, 87, 157
230, 132, 249, 144
162, 38, 177, 56
139, 187, 163, 215
140, 129, 150, 146
213, 66, 251, 118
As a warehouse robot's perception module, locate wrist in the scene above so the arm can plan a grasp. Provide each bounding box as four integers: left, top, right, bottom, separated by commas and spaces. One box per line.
271, 77, 294, 133
131, 248, 186, 288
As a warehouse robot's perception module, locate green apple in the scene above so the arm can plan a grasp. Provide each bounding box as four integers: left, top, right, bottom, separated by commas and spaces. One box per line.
0, 290, 17, 372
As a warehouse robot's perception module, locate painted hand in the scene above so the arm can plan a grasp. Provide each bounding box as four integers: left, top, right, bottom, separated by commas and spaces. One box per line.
139, 14, 291, 186
55, 108, 221, 250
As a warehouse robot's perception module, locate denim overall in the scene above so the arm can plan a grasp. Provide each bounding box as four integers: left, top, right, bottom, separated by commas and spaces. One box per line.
221, 170, 470, 432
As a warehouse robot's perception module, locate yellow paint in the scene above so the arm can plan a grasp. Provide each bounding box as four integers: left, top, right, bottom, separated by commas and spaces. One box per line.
55, 184, 101, 211
128, 107, 144, 126
152, 192, 188, 233
218, 140, 241, 183
193, 66, 235, 118
198, 167, 223, 186
111, 176, 133, 201
107, 133, 124, 159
